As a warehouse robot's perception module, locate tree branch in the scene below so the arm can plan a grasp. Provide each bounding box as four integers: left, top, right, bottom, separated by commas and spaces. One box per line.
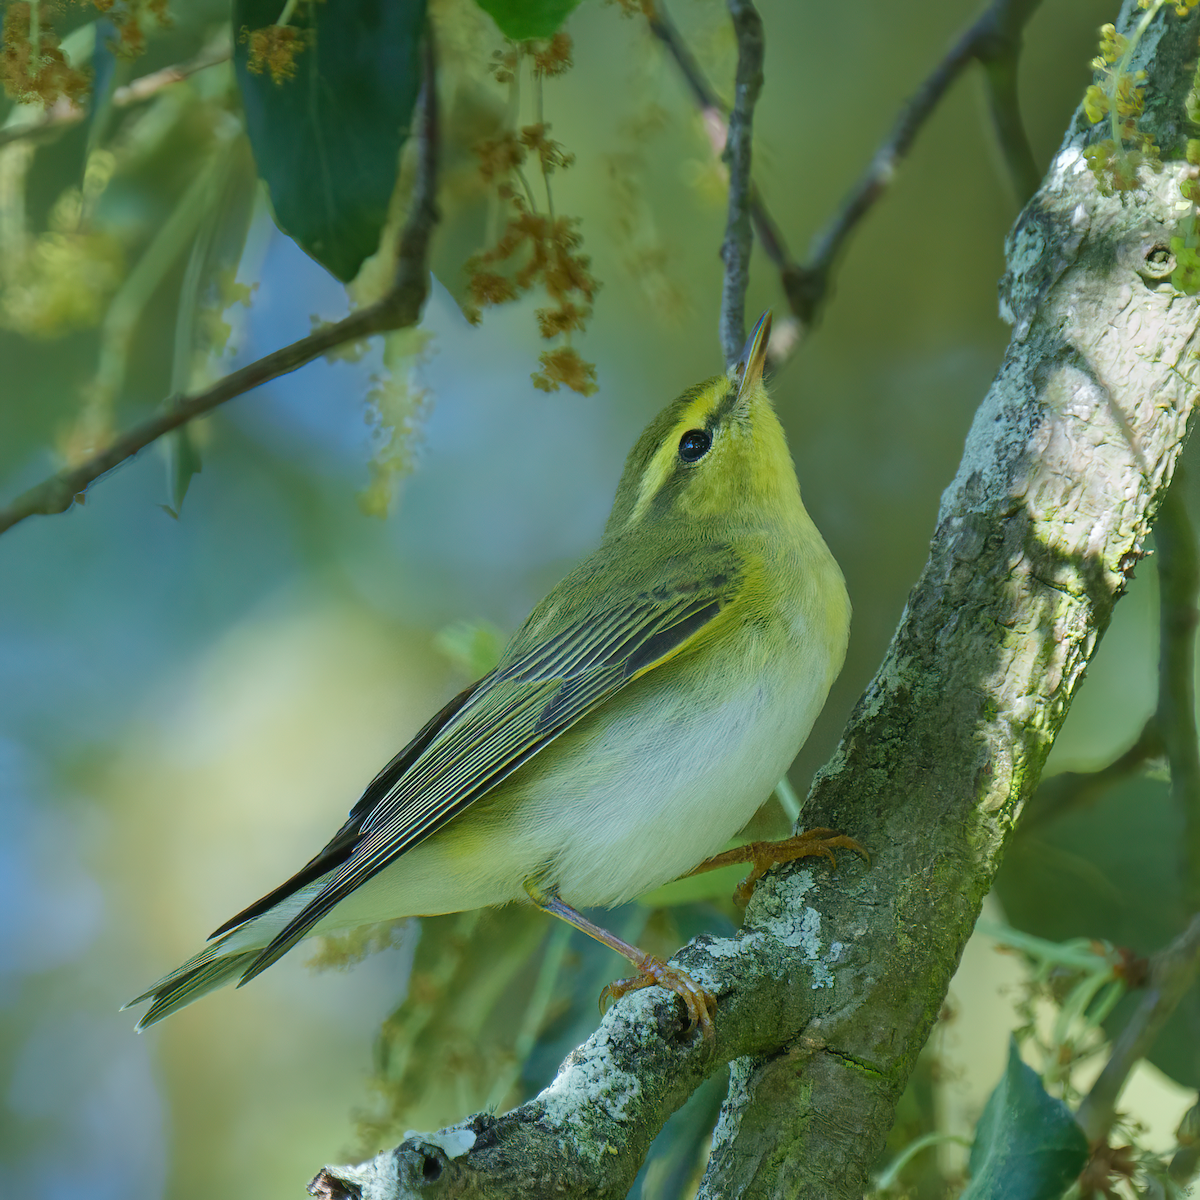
645, 0, 804, 346
717, 0, 763, 368
0, 28, 440, 540
308, 6, 1200, 1198
1021, 472, 1199, 842
980, 49, 1041, 205
308, 897, 833, 1200
644, 0, 791, 282
0, 40, 232, 150
1076, 914, 1200, 1143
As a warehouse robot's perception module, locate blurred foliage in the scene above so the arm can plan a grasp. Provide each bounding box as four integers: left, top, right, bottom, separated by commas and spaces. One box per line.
3, 1, 1200, 1199
999, 777, 1200, 1087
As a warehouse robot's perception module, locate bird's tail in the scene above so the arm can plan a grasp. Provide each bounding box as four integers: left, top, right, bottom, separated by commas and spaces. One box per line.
124, 939, 260, 1030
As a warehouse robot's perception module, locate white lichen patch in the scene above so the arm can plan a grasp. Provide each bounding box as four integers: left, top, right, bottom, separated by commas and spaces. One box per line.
700, 935, 745, 961
793, 906, 844, 989
1047, 146, 1085, 190
401, 1124, 477, 1159
708, 1054, 755, 1157
536, 1010, 648, 1133
740, 871, 845, 989
744, 867, 816, 934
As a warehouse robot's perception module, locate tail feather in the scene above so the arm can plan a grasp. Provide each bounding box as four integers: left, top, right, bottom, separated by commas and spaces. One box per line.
125, 944, 260, 1030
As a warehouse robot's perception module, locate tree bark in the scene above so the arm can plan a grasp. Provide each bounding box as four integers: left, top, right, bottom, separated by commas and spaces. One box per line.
310, 4, 1200, 1197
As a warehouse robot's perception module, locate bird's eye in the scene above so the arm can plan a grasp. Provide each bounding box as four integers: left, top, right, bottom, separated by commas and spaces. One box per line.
677, 429, 711, 463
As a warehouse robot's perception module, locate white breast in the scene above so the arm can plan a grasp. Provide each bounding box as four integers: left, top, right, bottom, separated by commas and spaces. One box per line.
529, 638, 832, 907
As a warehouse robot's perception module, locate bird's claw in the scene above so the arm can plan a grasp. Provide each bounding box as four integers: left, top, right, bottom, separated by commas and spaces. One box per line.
734, 827, 870, 905
600, 955, 717, 1038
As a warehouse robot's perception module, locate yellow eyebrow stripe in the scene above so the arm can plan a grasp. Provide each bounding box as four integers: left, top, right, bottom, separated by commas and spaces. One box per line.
624, 390, 720, 527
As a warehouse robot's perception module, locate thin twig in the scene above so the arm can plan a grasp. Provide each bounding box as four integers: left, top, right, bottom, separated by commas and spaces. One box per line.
718, 0, 764, 367
980, 53, 1041, 204
1076, 914, 1200, 1143
650, 0, 1043, 333
0, 28, 440, 539
1155, 478, 1200, 909
0, 41, 232, 150
646, 3, 796, 323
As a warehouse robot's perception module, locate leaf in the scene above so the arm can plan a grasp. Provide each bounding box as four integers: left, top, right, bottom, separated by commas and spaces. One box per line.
85, 19, 118, 158
960, 1037, 1088, 1200
472, 0, 582, 40
232, 0, 427, 282
162, 140, 257, 517
164, 428, 203, 519
428, 81, 508, 317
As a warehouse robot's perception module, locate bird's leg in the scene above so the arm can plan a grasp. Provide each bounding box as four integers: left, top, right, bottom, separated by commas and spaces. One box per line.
524, 882, 716, 1037
687, 828, 869, 906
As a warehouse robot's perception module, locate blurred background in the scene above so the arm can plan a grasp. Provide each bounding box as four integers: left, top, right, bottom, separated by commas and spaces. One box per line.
2, 0, 1197, 1196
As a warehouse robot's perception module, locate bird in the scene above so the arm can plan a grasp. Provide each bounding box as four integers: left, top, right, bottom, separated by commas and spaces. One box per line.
126, 312, 852, 1036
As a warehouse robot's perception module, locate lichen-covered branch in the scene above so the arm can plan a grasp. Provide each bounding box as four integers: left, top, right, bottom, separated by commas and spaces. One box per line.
0, 27, 440, 540
309, 880, 841, 1200
717, 0, 763, 368
307, 5, 1200, 1198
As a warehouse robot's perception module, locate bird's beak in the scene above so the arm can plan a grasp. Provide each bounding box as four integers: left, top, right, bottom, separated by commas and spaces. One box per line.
734, 311, 772, 403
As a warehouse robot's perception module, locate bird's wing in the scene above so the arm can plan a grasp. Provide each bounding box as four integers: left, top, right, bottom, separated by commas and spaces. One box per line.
236, 547, 742, 983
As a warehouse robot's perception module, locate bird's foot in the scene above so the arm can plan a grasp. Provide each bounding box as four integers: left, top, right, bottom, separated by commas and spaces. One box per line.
691, 827, 869, 905
600, 954, 717, 1038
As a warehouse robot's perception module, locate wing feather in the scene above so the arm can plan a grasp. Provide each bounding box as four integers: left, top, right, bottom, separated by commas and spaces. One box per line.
237, 548, 742, 983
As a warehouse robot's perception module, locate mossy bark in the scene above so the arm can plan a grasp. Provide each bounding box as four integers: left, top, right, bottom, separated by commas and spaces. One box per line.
311, 4, 1200, 1197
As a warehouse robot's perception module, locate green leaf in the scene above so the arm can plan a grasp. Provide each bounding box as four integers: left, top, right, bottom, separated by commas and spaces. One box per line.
232, 0, 427, 282
164, 428, 203, 519
961, 1037, 1087, 1200
472, 0, 582, 40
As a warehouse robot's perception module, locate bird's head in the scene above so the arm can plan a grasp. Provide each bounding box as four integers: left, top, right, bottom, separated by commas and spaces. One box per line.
605, 313, 802, 538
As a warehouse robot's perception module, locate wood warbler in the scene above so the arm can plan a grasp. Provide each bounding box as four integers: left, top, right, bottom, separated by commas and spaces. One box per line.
127, 313, 851, 1036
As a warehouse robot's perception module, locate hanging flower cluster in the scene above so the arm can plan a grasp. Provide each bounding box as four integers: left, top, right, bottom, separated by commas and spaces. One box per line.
464, 33, 600, 396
